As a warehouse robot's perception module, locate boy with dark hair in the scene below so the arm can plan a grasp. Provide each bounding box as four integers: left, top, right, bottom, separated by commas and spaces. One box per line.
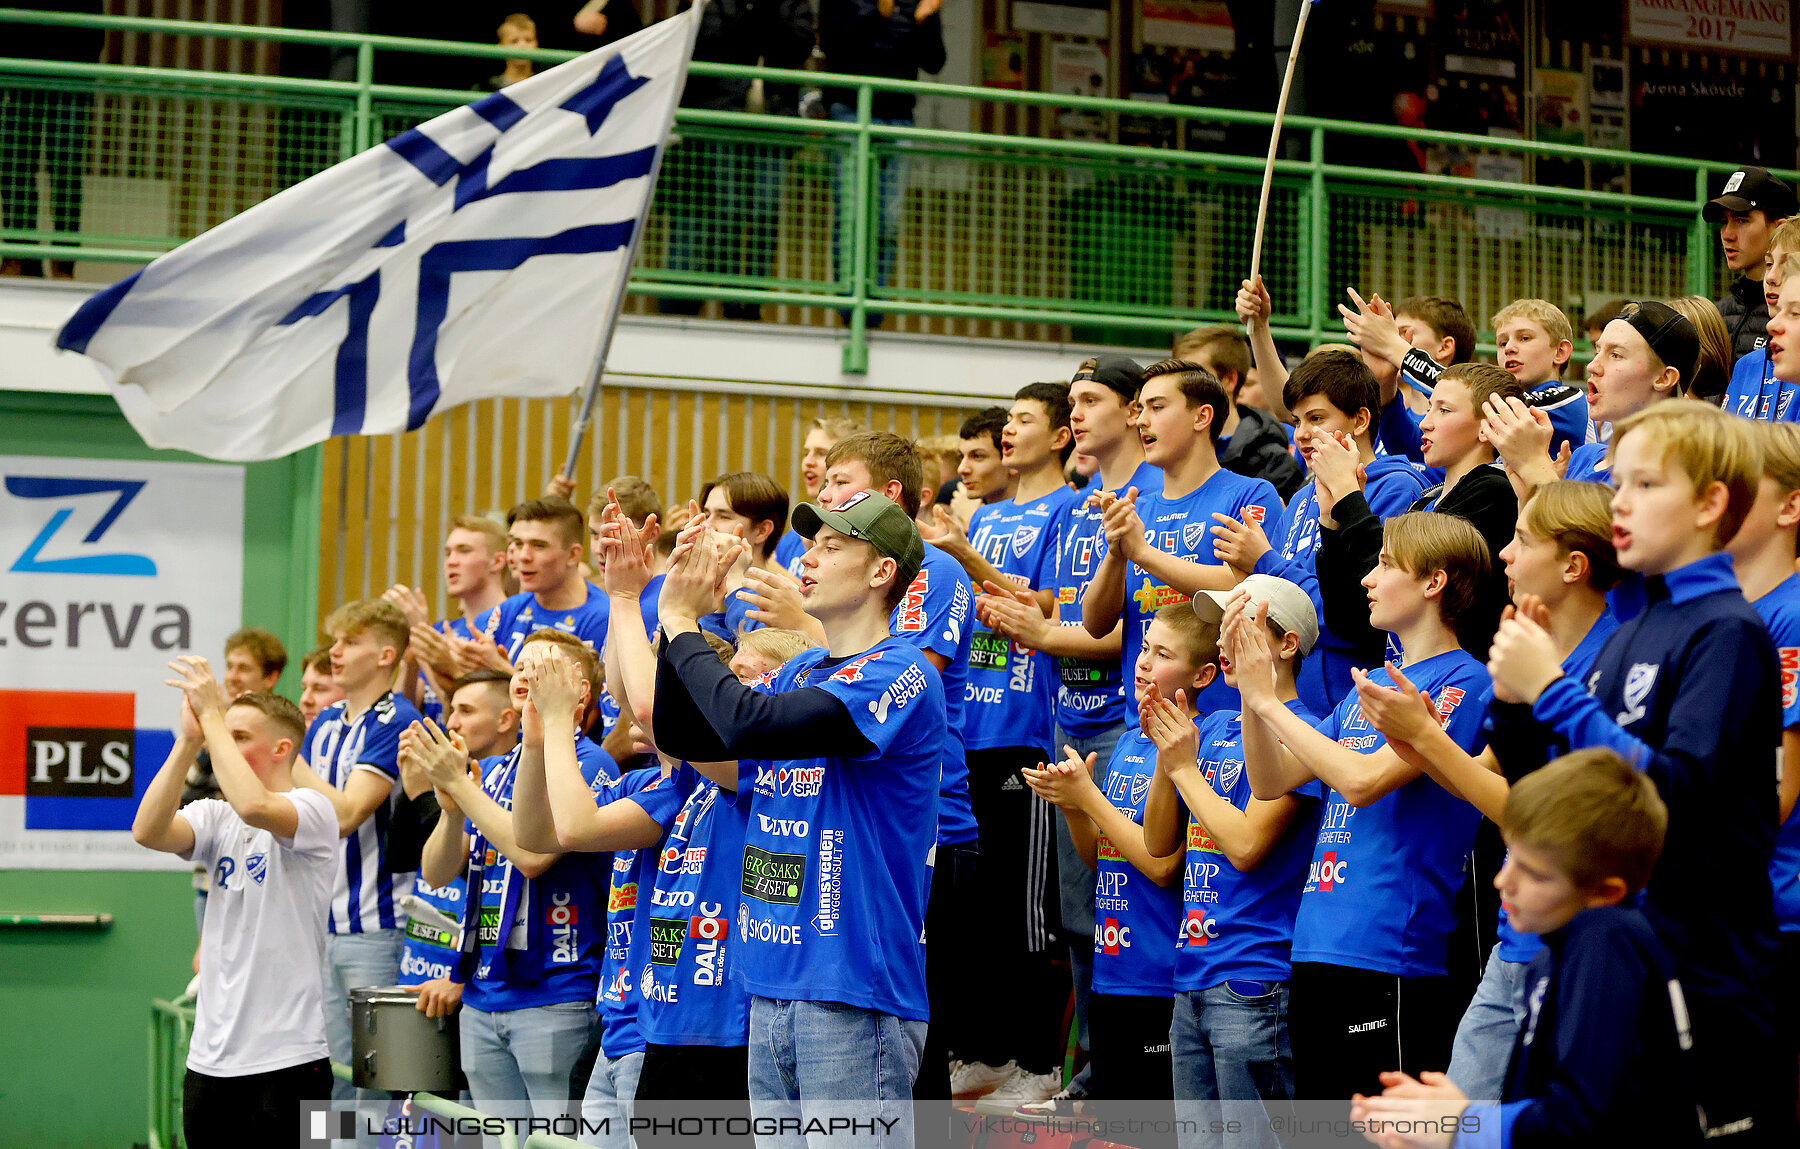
977, 355, 1156, 1100
1707, 164, 1797, 359
1240, 512, 1494, 1100
922, 381, 1080, 1106
948, 406, 1014, 515
696, 472, 790, 641
784, 429, 978, 1098
290, 599, 422, 1107
1210, 349, 1428, 715
1179, 326, 1302, 500
1083, 360, 1280, 720
653, 494, 945, 1143
135, 664, 334, 1149
478, 497, 611, 664
1352, 748, 1701, 1148
298, 646, 345, 727
1485, 402, 1784, 1143
1317, 362, 1523, 666
1142, 579, 1324, 1147
1024, 603, 1223, 1129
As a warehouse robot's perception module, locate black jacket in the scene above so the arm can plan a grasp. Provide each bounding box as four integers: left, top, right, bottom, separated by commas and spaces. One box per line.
818, 0, 947, 120
682, 0, 817, 116
1317, 463, 1516, 663
1716, 274, 1769, 362
1219, 405, 1304, 502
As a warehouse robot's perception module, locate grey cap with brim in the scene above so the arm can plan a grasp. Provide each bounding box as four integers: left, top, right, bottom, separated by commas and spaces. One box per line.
791, 491, 925, 585
1191, 574, 1320, 657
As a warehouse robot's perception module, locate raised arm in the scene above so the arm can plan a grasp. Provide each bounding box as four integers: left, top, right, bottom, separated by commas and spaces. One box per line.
412, 717, 563, 879
526, 647, 664, 852
132, 694, 202, 856
168, 657, 302, 838
1024, 747, 1182, 888
1144, 692, 1301, 872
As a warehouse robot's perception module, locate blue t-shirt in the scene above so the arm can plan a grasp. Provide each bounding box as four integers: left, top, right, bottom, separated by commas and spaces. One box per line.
1090, 728, 1183, 996
398, 872, 467, 987
1374, 397, 1425, 465
1290, 650, 1492, 977
1253, 455, 1428, 716
734, 639, 946, 1021
639, 574, 665, 640
1494, 610, 1621, 964
303, 691, 423, 935
462, 738, 617, 1013
964, 487, 1081, 752
1565, 442, 1610, 485
890, 542, 978, 846
637, 766, 751, 1046
1125, 468, 1280, 721
1054, 462, 1163, 738
1175, 700, 1324, 990
774, 529, 807, 579
478, 584, 611, 662
699, 586, 764, 644
595, 766, 688, 1057
1754, 575, 1800, 935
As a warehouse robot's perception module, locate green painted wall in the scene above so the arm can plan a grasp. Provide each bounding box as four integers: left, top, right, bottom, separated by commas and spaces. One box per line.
0, 391, 323, 1149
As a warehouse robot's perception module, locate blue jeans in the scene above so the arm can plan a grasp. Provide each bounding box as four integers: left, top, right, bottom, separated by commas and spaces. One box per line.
324, 928, 402, 1107
1446, 949, 1528, 1101
580, 1046, 644, 1149
460, 999, 593, 1124
1055, 721, 1124, 1053
747, 996, 925, 1149
827, 105, 909, 293
1170, 982, 1295, 1149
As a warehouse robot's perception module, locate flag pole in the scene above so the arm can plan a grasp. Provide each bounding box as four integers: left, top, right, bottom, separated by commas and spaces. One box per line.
560, 2, 706, 483
1247, 0, 1313, 294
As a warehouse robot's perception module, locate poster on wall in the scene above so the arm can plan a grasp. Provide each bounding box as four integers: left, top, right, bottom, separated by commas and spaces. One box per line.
1140, 0, 1235, 51
0, 456, 245, 870
1626, 0, 1793, 59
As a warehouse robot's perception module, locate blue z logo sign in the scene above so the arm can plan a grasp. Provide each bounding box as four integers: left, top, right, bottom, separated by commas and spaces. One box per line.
6, 477, 157, 576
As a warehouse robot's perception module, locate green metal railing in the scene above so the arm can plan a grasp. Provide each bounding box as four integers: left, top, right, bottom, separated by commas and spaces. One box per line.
3, 7, 1792, 373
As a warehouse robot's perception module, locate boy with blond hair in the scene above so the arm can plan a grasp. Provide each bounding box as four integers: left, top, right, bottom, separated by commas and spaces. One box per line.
1486, 402, 1784, 1142
290, 598, 423, 1106
1351, 749, 1702, 1148
1489, 299, 1589, 455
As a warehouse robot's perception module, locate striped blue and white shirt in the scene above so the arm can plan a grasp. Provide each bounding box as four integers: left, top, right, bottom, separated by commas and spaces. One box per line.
302, 692, 422, 935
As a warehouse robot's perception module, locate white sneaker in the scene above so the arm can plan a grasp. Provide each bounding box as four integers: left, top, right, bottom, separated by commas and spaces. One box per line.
1013, 1088, 1082, 1119
950, 1058, 1017, 1100
972, 1066, 1063, 1114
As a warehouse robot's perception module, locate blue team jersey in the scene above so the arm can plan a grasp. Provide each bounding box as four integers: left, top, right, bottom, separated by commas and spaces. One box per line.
1723, 347, 1800, 422
303, 692, 422, 935
1090, 728, 1183, 996
462, 738, 617, 1012
889, 542, 978, 845
1054, 462, 1163, 738
479, 584, 611, 662
399, 872, 467, 987
1290, 650, 1492, 977
734, 639, 946, 1021
1526, 382, 1592, 456
964, 487, 1081, 752
1755, 576, 1800, 934
1125, 468, 1280, 722
1494, 611, 1621, 963
1254, 455, 1428, 716
1374, 398, 1425, 465
639, 767, 753, 1046
774, 529, 807, 579
596, 767, 687, 1057
1176, 701, 1324, 990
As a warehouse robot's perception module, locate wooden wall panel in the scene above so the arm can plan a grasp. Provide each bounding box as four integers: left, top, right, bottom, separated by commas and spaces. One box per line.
314, 385, 982, 632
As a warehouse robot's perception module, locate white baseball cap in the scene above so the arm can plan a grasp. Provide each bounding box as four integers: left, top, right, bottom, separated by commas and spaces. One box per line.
1191, 574, 1319, 657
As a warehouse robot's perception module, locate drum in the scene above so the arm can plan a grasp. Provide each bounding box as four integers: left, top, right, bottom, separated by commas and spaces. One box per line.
348, 985, 460, 1093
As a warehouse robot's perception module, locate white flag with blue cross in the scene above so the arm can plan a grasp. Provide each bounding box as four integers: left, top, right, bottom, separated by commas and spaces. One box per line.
56, 7, 699, 462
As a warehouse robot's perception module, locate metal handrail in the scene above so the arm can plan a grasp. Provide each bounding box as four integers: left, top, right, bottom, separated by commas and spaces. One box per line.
0, 6, 1758, 371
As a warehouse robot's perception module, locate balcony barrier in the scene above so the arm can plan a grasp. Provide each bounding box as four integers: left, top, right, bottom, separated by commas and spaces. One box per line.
3, 7, 1791, 372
